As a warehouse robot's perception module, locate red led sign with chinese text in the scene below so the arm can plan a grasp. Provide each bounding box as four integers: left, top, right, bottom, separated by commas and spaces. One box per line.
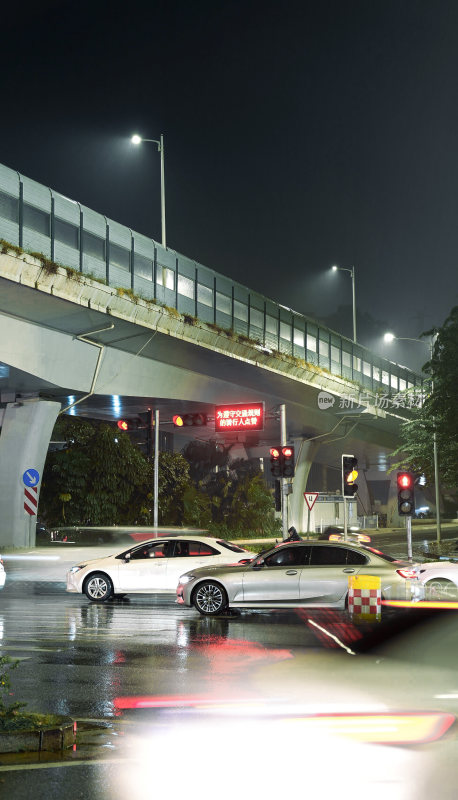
215, 402, 265, 432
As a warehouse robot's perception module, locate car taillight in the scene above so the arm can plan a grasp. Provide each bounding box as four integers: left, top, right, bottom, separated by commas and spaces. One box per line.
396, 568, 418, 579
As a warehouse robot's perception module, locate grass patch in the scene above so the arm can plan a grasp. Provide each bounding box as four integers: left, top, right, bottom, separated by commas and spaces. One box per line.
116, 286, 140, 302
28, 251, 59, 274
183, 313, 199, 326
0, 239, 23, 256
162, 304, 181, 319
0, 712, 64, 733
207, 321, 225, 335
83, 271, 107, 285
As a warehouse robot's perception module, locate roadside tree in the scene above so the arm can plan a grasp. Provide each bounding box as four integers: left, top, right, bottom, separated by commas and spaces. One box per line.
393, 306, 458, 502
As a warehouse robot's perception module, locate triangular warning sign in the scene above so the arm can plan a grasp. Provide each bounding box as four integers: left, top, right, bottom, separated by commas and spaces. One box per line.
303, 492, 319, 511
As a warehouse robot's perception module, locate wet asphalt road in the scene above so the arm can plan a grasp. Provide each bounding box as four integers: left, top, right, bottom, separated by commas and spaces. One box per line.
1, 531, 458, 800
0, 551, 349, 799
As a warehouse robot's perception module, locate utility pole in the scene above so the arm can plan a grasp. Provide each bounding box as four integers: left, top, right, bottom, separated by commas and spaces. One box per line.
280, 404, 288, 539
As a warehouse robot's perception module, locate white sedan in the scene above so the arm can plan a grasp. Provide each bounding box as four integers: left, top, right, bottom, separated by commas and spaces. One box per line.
66, 535, 254, 602
414, 559, 458, 600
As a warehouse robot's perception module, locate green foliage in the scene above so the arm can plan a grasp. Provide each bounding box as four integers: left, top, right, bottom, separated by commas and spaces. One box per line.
182, 440, 230, 483
0, 711, 64, 732
157, 451, 194, 525
182, 485, 212, 528
41, 417, 154, 525
0, 656, 66, 732
0, 656, 26, 718
182, 444, 279, 537
40, 418, 279, 534
392, 307, 458, 491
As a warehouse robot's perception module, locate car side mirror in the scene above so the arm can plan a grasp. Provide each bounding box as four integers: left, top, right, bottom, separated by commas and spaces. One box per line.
123, 553, 131, 563
252, 559, 264, 570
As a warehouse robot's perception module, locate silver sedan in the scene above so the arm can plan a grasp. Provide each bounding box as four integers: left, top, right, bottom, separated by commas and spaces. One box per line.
177, 541, 419, 615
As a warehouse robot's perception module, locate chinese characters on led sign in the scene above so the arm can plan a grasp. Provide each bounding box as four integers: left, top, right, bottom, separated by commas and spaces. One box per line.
215, 402, 264, 432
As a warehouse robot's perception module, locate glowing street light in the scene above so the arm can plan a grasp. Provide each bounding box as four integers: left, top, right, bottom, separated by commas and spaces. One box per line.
331, 264, 357, 343
384, 331, 441, 543
131, 133, 166, 248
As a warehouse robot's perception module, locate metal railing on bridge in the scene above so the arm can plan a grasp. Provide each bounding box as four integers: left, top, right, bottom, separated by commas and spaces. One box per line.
0, 161, 421, 395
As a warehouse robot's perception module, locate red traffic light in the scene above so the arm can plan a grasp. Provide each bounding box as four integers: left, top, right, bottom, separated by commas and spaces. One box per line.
270, 447, 281, 459
397, 473, 412, 489
282, 446, 295, 477
397, 471, 415, 516
173, 415, 184, 427
117, 420, 129, 431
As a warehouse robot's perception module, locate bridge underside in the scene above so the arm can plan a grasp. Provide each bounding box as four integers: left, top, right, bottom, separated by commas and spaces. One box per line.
0, 270, 408, 546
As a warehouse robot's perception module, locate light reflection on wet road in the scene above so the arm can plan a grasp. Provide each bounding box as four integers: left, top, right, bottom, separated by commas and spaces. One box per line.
0, 546, 441, 800
0, 583, 337, 720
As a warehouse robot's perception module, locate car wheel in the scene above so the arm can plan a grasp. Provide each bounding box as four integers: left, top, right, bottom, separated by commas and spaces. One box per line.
193, 581, 228, 616
425, 578, 458, 601
84, 572, 113, 602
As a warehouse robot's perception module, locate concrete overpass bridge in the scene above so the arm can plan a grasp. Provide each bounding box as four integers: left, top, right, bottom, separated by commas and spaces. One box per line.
0, 162, 423, 546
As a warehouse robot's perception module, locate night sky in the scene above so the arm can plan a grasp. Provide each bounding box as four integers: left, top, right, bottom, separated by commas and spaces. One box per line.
1, 0, 457, 372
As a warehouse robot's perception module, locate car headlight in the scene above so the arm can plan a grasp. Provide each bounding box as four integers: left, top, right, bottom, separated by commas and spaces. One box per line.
179, 574, 195, 585
69, 564, 86, 574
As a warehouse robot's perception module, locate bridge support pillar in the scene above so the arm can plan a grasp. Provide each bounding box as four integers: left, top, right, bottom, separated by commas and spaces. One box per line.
288, 439, 320, 533
0, 399, 60, 548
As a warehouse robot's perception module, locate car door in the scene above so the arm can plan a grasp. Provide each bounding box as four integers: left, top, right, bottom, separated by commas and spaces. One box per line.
117, 540, 173, 591
242, 546, 302, 602
167, 540, 221, 589
300, 545, 368, 604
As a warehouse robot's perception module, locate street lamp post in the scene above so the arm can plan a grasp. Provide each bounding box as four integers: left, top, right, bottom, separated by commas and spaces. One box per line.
384, 332, 441, 543
131, 133, 166, 248
331, 265, 357, 343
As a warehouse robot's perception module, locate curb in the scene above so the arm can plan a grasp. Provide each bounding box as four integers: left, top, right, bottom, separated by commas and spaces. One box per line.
0, 718, 75, 754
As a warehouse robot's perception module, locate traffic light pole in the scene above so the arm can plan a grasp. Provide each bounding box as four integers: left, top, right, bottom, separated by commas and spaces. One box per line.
406, 515, 413, 562
280, 404, 288, 540
343, 496, 348, 542
153, 409, 159, 527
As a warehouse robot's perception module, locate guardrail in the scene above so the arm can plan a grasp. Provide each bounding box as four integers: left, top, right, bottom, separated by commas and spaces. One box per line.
0, 161, 422, 395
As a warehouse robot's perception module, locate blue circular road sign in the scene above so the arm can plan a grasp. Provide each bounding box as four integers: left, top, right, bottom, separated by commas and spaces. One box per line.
22, 468, 40, 487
